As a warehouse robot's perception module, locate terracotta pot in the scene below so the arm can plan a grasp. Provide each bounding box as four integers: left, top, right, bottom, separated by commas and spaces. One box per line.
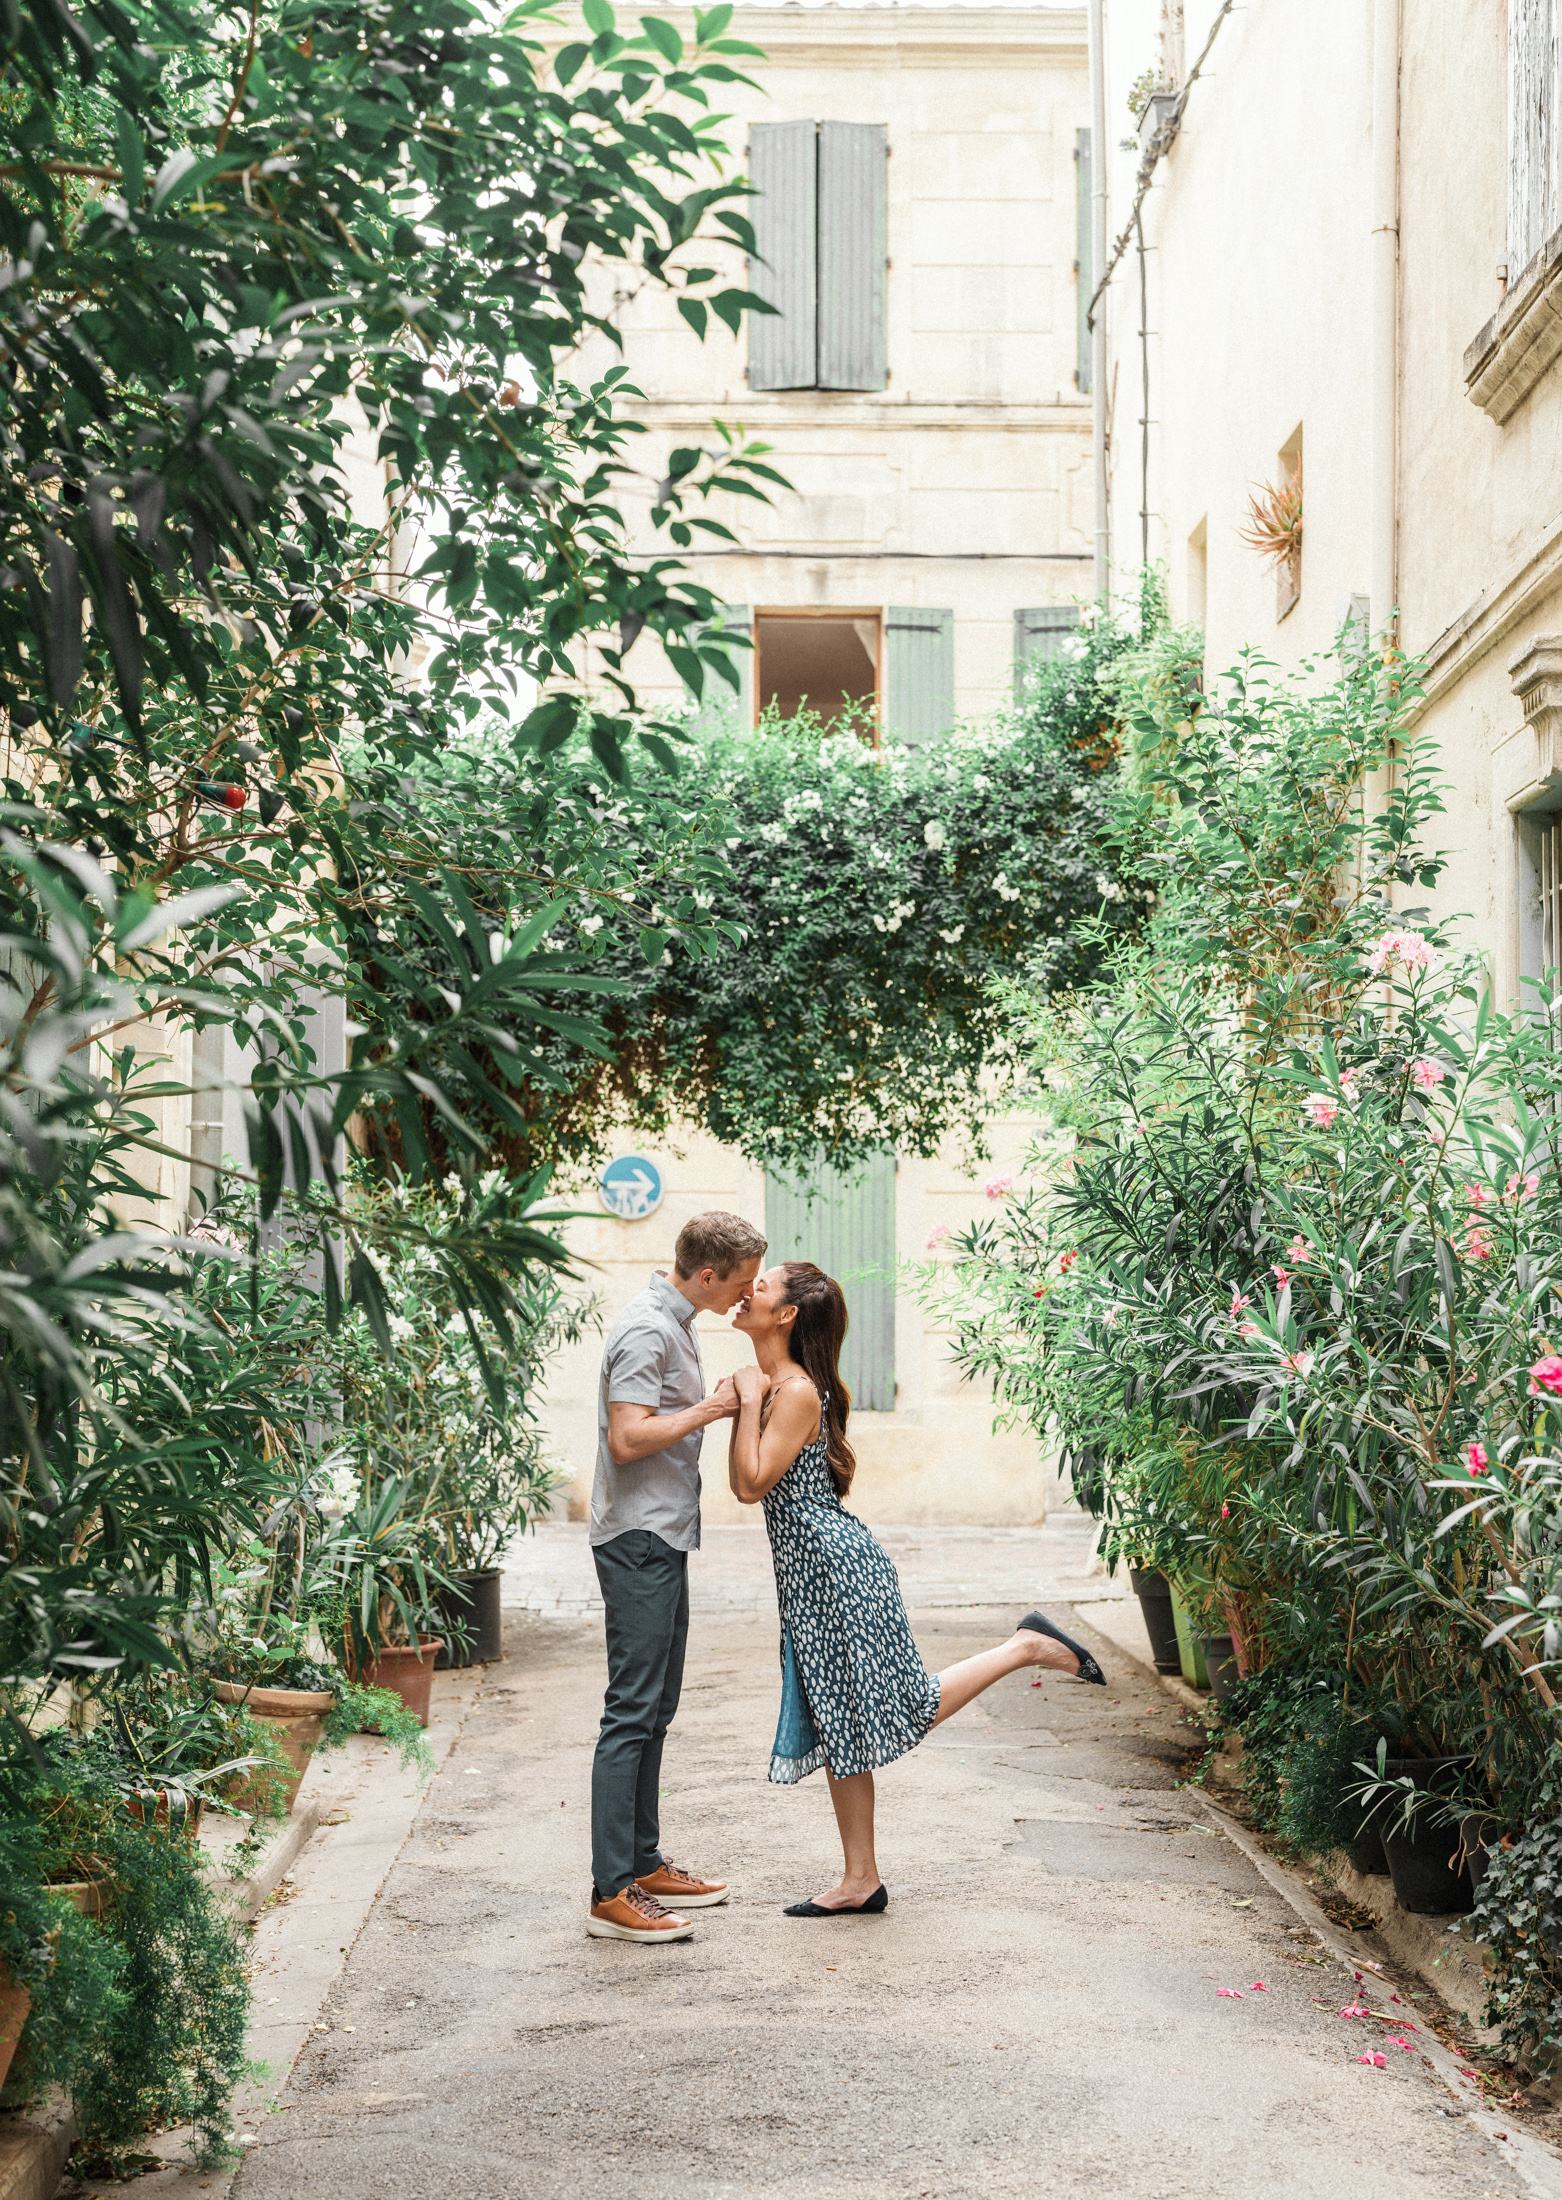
361, 1638, 444, 1729
0, 1961, 31, 2097
122, 1790, 206, 1840
48, 1879, 108, 1917
213, 1682, 335, 1814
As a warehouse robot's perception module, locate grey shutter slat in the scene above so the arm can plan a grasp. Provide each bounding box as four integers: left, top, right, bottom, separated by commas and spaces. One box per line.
749, 121, 818, 391
885, 607, 954, 745
817, 121, 887, 392
765, 1150, 896, 1411
685, 604, 751, 731
1014, 605, 1079, 677
1075, 128, 1092, 393
1510, 0, 1562, 271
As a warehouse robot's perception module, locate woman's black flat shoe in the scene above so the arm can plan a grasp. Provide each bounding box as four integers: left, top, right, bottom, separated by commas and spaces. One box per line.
1019, 1610, 1107, 1685
783, 1885, 888, 1917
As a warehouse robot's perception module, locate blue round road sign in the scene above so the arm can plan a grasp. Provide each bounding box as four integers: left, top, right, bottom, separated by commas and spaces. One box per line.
598, 1153, 664, 1220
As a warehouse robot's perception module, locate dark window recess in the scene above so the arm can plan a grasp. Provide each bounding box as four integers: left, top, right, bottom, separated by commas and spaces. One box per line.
756, 615, 878, 730
749, 120, 887, 392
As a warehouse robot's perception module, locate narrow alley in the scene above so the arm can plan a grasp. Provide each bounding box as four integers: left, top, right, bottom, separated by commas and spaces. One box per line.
219, 1540, 1528, 2200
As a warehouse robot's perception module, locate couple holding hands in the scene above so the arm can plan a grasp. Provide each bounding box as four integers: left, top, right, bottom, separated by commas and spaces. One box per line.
585, 1210, 1106, 1943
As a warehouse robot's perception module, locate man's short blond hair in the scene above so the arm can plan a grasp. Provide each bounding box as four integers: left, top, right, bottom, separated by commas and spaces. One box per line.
673, 1211, 768, 1280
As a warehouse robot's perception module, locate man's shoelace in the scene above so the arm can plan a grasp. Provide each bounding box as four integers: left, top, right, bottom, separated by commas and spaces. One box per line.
624, 1883, 671, 1921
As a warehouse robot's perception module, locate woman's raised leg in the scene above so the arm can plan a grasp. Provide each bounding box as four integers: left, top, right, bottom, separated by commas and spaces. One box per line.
931, 1624, 1080, 1727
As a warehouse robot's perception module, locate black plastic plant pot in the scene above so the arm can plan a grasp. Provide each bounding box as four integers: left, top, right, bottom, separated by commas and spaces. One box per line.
1346, 1799, 1390, 1876
433, 1569, 504, 1669
1200, 1633, 1240, 1704
1129, 1568, 1182, 1675
1379, 1755, 1475, 1915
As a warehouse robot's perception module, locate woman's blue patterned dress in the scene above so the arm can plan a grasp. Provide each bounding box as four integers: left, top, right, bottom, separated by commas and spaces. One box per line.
761, 1392, 941, 1783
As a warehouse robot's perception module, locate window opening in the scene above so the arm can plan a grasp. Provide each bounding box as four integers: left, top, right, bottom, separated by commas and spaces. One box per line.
756, 610, 880, 731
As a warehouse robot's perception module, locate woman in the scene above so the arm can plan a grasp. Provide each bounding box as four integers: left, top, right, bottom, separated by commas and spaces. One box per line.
729, 1260, 1105, 1916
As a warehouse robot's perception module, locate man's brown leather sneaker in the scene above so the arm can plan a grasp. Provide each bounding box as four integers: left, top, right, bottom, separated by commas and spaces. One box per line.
635, 1859, 730, 1908
586, 1883, 695, 1942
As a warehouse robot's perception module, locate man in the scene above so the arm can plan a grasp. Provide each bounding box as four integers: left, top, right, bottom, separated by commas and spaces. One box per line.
586, 1209, 768, 1943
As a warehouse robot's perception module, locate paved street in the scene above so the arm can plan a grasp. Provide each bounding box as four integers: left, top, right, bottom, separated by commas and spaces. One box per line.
215, 1527, 1530, 2200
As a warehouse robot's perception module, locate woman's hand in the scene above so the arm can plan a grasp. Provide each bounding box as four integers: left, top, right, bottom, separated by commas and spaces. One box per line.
733, 1363, 770, 1406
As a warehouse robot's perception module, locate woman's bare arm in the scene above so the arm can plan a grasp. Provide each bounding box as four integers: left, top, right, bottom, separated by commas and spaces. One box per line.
731, 1378, 820, 1505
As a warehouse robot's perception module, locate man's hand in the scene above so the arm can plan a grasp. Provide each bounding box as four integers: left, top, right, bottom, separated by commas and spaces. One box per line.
707, 1374, 741, 1420
732, 1364, 769, 1407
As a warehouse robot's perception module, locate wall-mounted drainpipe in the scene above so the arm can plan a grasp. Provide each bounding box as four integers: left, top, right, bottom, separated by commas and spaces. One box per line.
1370, 0, 1400, 661
1088, 0, 1109, 603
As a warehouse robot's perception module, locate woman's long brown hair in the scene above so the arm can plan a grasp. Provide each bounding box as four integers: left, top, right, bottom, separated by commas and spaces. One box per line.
779, 1261, 856, 1496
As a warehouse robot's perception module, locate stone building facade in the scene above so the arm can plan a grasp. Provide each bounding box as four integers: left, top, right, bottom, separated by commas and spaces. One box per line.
1095, 0, 1562, 1009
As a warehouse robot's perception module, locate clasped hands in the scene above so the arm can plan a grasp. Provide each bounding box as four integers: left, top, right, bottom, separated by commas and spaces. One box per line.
707, 1365, 771, 1419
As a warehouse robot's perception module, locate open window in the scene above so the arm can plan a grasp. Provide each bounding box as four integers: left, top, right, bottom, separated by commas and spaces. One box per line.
755, 609, 880, 730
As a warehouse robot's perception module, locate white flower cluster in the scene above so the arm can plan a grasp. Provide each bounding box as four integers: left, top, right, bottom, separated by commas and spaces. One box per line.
873, 899, 917, 935
991, 872, 1022, 903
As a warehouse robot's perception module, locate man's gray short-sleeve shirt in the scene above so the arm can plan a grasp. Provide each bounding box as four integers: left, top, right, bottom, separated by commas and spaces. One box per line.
591, 1270, 706, 1552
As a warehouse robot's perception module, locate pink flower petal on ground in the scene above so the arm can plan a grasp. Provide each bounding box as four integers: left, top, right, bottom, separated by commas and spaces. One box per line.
1216, 1988, 1244, 1999
1386, 2036, 1414, 2050
1357, 2052, 1387, 2068
1249, 1981, 1269, 1992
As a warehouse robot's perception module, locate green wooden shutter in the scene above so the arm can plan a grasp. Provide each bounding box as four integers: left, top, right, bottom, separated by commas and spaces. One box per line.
1075, 128, 1093, 393
1014, 605, 1079, 683
765, 1151, 896, 1412
685, 604, 751, 731
818, 122, 887, 392
750, 121, 818, 391
885, 607, 955, 745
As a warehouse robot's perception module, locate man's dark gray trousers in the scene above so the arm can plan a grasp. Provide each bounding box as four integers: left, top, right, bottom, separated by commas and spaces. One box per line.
590, 1528, 689, 1897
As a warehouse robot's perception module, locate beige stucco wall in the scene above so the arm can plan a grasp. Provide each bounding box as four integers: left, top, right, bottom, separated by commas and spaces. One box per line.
1097, 0, 1562, 1011
567, 3, 1094, 722
541, 1117, 1062, 1530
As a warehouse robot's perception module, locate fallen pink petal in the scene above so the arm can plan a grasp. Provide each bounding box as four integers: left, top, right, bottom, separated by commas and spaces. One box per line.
1386, 2036, 1414, 2050
1216, 1987, 1244, 1999
1357, 2052, 1387, 2069
1249, 1981, 1269, 1992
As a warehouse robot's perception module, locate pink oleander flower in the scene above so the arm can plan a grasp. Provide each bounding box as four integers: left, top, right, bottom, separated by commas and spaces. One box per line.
1367, 929, 1435, 977
984, 1173, 1014, 1200
1250, 1981, 1269, 1993
1229, 1287, 1250, 1318
1281, 1348, 1314, 1378
1464, 1440, 1489, 1476
1237, 1320, 1259, 1340
1507, 1170, 1542, 1201
1465, 1227, 1493, 1263
1338, 1068, 1360, 1101
1303, 1093, 1339, 1129
1411, 1058, 1444, 1092
1058, 1250, 1078, 1275
1220, 1502, 1230, 1520
1032, 1286, 1047, 1299
1531, 1355, 1562, 1396
1287, 1237, 1308, 1263
1466, 1181, 1493, 1210
1272, 1264, 1292, 1289
924, 1223, 951, 1250
1385, 2036, 1414, 2051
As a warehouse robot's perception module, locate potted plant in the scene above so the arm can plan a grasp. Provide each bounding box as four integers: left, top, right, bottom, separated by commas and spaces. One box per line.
307, 1479, 452, 1728
1351, 1745, 1476, 1914
1126, 1563, 1182, 1676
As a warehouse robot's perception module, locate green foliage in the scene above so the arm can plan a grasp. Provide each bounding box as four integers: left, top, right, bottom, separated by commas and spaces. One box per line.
1472, 1784, 1562, 2066
1211, 1662, 1399, 1856
415, 619, 1147, 1178
932, 631, 1562, 2059
11, 1745, 252, 2169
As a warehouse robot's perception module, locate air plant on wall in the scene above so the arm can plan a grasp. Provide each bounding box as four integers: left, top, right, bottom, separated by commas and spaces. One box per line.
1239, 463, 1304, 570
